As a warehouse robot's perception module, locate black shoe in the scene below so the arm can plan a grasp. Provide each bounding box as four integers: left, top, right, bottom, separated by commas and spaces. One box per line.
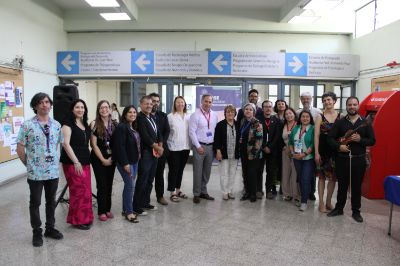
309, 194, 316, 201
32, 229, 43, 247
193, 196, 200, 204
250, 195, 257, 202
143, 204, 158, 210
44, 228, 63, 240
352, 212, 364, 223
240, 193, 249, 201
199, 193, 215, 200
74, 224, 91, 230
327, 208, 344, 217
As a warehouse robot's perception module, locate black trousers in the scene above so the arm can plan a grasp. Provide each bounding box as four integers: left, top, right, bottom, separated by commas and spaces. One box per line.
335, 156, 366, 213
154, 154, 167, 198
167, 150, 190, 192
92, 157, 115, 215
27, 178, 59, 232
258, 154, 279, 193
241, 157, 259, 197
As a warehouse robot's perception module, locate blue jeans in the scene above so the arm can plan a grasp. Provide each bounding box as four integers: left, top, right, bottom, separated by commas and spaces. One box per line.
133, 150, 157, 212
117, 163, 138, 215
293, 159, 315, 204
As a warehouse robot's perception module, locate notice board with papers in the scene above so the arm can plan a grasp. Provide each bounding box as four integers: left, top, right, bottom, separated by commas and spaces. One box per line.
0, 66, 24, 163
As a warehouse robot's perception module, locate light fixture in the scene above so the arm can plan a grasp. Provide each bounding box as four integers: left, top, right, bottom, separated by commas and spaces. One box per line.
288, 15, 320, 24
100, 12, 131, 21
85, 0, 120, 7
303, 0, 343, 11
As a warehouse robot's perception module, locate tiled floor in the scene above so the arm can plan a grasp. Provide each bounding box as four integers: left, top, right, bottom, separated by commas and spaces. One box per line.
0, 164, 399, 266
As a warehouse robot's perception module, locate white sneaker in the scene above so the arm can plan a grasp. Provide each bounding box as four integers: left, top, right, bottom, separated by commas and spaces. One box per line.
299, 203, 307, 211
222, 194, 229, 200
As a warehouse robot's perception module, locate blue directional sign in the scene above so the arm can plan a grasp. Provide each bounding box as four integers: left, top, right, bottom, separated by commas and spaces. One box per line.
57, 51, 79, 74
285, 53, 308, 76
131, 51, 154, 74
208, 51, 231, 75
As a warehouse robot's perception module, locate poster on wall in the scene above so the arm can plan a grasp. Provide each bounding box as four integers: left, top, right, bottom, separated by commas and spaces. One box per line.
0, 84, 5, 99
196, 86, 242, 121
2, 123, 12, 147
12, 116, 24, 134
4, 81, 15, 106
15, 87, 23, 108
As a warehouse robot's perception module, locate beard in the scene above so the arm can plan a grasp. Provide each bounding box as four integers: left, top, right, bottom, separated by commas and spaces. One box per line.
347, 109, 358, 116
152, 105, 159, 113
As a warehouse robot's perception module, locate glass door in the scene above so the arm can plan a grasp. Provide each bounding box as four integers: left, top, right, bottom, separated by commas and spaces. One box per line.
246, 81, 280, 107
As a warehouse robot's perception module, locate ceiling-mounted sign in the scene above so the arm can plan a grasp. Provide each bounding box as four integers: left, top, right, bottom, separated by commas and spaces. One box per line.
57, 50, 360, 78
80, 51, 131, 74
232, 52, 285, 76
154, 51, 208, 75
307, 54, 359, 78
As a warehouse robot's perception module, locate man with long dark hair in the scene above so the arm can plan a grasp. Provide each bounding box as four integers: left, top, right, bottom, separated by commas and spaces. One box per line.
17, 92, 64, 247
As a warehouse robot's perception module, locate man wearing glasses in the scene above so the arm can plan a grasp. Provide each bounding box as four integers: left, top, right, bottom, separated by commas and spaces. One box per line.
17, 92, 64, 247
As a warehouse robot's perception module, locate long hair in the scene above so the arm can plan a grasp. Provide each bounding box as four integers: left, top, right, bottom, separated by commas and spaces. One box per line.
283, 107, 297, 125
172, 96, 187, 113
297, 110, 314, 126
121, 105, 138, 130
67, 99, 89, 128
94, 100, 112, 138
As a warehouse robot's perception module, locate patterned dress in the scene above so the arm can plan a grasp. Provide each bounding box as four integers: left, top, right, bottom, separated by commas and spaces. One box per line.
317, 112, 340, 181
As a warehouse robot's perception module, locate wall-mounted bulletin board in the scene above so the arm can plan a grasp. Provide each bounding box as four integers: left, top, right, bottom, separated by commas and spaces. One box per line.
0, 66, 24, 163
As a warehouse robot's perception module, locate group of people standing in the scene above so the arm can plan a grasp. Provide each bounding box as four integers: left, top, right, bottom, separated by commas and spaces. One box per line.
211, 89, 375, 223
17, 88, 375, 247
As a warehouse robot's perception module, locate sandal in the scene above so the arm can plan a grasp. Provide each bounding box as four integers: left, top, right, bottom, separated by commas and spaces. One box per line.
177, 191, 188, 199
170, 194, 180, 202
125, 214, 139, 223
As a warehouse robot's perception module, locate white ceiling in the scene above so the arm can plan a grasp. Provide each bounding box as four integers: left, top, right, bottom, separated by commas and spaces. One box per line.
42, 0, 371, 34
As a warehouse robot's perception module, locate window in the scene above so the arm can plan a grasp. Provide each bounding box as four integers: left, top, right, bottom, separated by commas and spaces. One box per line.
119, 82, 131, 107
355, 0, 400, 38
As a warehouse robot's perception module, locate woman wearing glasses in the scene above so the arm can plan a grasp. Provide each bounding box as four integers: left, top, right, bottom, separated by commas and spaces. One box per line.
61, 99, 93, 230
90, 100, 117, 221
214, 105, 239, 200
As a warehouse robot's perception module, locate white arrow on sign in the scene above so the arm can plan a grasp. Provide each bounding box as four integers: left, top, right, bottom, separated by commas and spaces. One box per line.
212, 54, 228, 72
288, 56, 304, 73
135, 54, 151, 71
61, 54, 76, 71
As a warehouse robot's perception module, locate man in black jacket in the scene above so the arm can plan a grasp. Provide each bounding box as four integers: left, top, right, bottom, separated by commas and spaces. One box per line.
260, 100, 283, 199
327, 97, 375, 223
133, 96, 164, 215
149, 93, 170, 206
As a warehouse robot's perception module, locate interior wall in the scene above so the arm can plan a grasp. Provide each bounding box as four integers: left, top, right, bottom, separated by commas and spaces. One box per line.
0, 0, 67, 184
351, 20, 400, 100
68, 31, 351, 54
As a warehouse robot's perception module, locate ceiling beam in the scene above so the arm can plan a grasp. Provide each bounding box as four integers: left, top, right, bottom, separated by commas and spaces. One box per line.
280, 0, 309, 22
118, 0, 138, 20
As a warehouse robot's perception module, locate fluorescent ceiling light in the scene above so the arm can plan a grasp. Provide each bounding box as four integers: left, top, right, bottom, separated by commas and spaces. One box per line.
303, 0, 343, 10
85, 0, 120, 7
100, 12, 131, 21
288, 15, 320, 24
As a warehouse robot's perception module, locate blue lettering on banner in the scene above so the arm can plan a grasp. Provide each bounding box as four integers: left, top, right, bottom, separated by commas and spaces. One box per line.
57, 51, 79, 74
131, 51, 154, 74
208, 51, 231, 75
285, 53, 308, 76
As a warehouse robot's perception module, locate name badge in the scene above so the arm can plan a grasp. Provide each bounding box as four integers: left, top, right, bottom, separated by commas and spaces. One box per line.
206, 131, 212, 137
294, 140, 303, 154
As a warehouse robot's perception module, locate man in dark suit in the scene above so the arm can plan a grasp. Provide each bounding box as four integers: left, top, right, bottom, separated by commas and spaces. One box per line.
149, 93, 170, 206
133, 96, 164, 215
259, 100, 283, 199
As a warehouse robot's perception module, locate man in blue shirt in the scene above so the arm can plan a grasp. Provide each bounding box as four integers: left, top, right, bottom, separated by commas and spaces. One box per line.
17, 92, 64, 247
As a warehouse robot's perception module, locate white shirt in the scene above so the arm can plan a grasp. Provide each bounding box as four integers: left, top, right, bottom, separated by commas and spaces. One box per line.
296, 106, 322, 121
189, 108, 218, 149
111, 110, 119, 123
167, 112, 190, 151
